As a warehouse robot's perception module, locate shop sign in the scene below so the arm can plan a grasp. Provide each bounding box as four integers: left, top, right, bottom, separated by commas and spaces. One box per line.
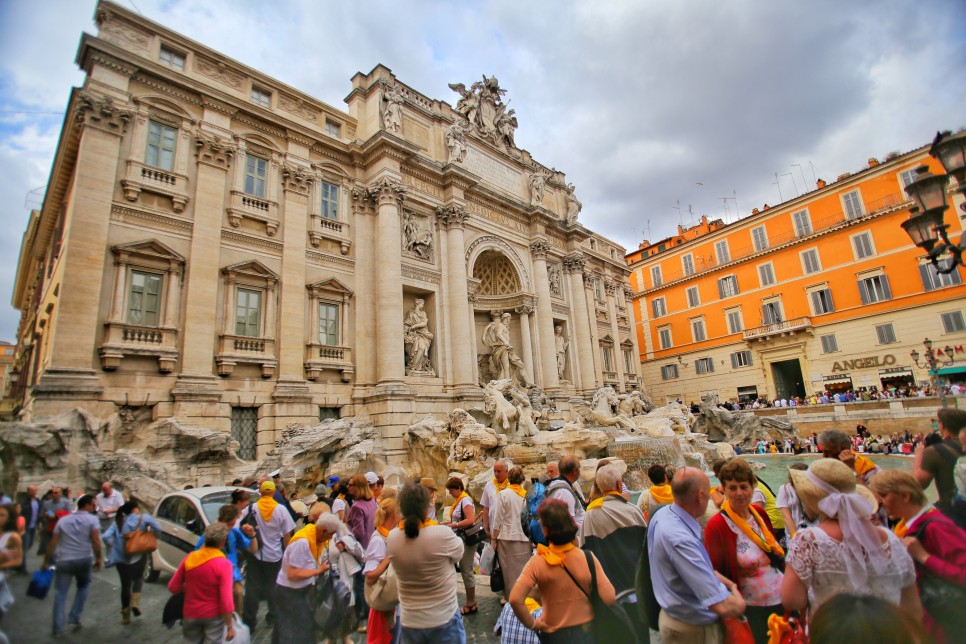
831, 354, 896, 372
935, 345, 964, 357
880, 367, 911, 375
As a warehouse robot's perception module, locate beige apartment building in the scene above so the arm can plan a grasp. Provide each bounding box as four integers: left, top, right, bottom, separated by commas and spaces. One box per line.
11, 1, 640, 461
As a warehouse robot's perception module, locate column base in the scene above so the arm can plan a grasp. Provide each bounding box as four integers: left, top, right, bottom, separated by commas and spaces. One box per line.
33, 368, 104, 399
171, 373, 223, 402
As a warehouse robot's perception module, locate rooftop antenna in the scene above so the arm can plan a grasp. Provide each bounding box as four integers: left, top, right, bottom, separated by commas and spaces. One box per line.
773, 172, 784, 203
808, 161, 818, 184
791, 164, 808, 191
688, 204, 695, 227
733, 189, 740, 218
672, 200, 682, 226
782, 171, 799, 197
642, 219, 651, 244
719, 197, 731, 223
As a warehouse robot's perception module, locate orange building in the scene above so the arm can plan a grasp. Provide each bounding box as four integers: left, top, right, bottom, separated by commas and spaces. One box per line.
628, 144, 966, 405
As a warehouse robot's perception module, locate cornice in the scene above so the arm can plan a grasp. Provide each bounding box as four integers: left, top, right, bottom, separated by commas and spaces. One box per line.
306, 249, 355, 270
233, 112, 287, 140
221, 228, 284, 253
132, 71, 202, 107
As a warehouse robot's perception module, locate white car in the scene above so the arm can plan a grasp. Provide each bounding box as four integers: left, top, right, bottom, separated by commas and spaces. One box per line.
145, 486, 247, 582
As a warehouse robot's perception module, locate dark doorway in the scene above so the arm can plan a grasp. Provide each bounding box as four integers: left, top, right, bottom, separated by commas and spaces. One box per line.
771, 359, 806, 400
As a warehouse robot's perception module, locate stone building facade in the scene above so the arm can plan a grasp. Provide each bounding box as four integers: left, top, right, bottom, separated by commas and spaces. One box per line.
11, 1, 640, 461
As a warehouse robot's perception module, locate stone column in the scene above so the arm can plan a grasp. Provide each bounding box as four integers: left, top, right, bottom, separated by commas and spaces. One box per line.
605, 279, 626, 387
351, 187, 377, 386
529, 239, 560, 391
516, 304, 536, 386
584, 269, 604, 388
110, 258, 126, 322
624, 284, 642, 388
163, 264, 182, 328
372, 177, 407, 384
33, 92, 134, 411
564, 253, 597, 394
437, 205, 474, 390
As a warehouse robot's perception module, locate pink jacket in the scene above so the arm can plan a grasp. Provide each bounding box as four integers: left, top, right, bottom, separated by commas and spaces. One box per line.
168, 556, 235, 619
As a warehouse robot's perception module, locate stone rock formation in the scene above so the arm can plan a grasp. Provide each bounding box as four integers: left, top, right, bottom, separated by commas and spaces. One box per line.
692, 397, 797, 448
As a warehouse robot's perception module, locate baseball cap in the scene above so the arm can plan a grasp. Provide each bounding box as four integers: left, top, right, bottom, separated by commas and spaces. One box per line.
260, 481, 276, 493
365, 471, 379, 485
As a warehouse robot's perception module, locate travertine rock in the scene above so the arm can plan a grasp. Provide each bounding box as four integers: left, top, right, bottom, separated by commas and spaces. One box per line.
693, 397, 796, 447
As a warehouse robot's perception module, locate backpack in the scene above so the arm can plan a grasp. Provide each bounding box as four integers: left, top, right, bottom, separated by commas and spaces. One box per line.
521, 481, 547, 545
314, 566, 356, 635
240, 502, 264, 552
562, 550, 640, 643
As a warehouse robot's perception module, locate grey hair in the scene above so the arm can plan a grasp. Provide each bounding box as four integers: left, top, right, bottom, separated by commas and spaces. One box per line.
595, 464, 622, 493
204, 522, 230, 548
316, 511, 349, 537
818, 429, 850, 450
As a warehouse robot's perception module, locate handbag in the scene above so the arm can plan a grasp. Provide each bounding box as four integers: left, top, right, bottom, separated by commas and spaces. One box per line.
490, 551, 505, 593
124, 516, 158, 555
456, 521, 487, 547
910, 515, 966, 632
767, 610, 809, 644
364, 564, 399, 612
561, 550, 640, 644
27, 568, 55, 600
723, 615, 755, 644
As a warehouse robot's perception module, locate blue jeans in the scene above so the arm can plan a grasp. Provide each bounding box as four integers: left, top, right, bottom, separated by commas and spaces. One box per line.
52, 558, 93, 634
401, 610, 465, 644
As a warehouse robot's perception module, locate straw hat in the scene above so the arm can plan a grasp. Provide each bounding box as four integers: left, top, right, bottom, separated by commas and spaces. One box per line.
789, 459, 878, 520
418, 477, 438, 491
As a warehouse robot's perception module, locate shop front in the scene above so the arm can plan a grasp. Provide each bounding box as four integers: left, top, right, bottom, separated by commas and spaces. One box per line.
822, 373, 853, 396
879, 366, 915, 392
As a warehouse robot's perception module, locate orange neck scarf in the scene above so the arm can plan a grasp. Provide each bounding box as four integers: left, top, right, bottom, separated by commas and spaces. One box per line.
492, 477, 508, 492
722, 499, 785, 557
537, 542, 576, 566
507, 484, 527, 499
256, 495, 278, 523
649, 484, 673, 505
854, 455, 877, 477
184, 547, 226, 571
290, 524, 322, 562
376, 525, 391, 539
587, 490, 624, 511
450, 491, 469, 519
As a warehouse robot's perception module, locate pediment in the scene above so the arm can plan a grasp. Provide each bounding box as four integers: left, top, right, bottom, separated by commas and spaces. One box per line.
620, 339, 635, 348
222, 259, 279, 281
307, 277, 353, 298
600, 334, 615, 344
113, 239, 185, 263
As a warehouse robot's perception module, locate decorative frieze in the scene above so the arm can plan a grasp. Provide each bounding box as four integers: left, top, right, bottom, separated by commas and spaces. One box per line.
74, 92, 133, 135
401, 264, 441, 285
305, 249, 355, 270
195, 56, 245, 90
278, 94, 320, 122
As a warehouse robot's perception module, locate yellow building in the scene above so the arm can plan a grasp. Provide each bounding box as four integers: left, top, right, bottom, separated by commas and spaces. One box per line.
628, 146, 966, 405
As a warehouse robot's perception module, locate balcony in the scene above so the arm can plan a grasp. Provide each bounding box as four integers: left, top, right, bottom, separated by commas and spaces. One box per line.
308, 215, 352, 255
304, 343, 354, 382
121, 160, 190, 212
743, 316, 813, 342
226, 190, 279, 236
216, 333, 277, 378
99, 322, 179, 373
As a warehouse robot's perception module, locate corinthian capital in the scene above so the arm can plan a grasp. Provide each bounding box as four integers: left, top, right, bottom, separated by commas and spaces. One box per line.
194, 130, 236, 168
563, 252, 586, 273
530, 239, 551, 260
370, 176, 406, 205
351, 186, 376, 214
604, 280, 618, 296
282, 163, 312, 196
435, 205, 468, 230
74, 91, 134, 136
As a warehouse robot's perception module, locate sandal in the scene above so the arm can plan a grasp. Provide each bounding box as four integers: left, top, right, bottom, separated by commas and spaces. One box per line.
461, 603, 478, 615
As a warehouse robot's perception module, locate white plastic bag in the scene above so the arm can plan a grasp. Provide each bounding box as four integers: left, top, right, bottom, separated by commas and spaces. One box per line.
226, 612, 250, 644
478, 542, 495, 576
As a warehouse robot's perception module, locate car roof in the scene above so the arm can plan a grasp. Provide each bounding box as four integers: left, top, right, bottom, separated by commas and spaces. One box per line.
161, 486, 250, 500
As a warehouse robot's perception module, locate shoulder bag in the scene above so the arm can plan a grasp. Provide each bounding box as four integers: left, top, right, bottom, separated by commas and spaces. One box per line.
561, 549, 640, 644
910, 516, 966, 633
124, 515, 158, 555
364, 563, 399, 612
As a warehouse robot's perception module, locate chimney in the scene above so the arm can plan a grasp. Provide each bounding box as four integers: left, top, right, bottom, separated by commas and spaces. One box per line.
752, 208, 760, 215
868, 157, 879, 168
816, 178, 826, 189
762, 204, 770, 211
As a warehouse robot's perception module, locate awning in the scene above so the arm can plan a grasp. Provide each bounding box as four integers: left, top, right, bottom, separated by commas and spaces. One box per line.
879, 368, 913, 378
822, 374, 853, 384
935, 365, 966, 376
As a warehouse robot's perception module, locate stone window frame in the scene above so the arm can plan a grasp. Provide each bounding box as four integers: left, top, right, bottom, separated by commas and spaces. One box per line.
651, 265, 663, 288
661, 363, 679, 380
792, 208, 812, 237
725, 306, 743, 335
690, 316, 707, 343
820, 333, 839, 354
121, 96, 194, 212
657, 325, 673, 350
686, 285, 700, 308
651, 295, 667, 319
714, 239, 731, 265
216, 260, 279, 378
324, 119, 342, 138
940, 310, 966, 334
681, 253, 695, 276
806, 283, 835, 316
599, 334, 616, 376
800, 247, 822, 275
99, 239, 185, 373
304, 277, 354, 382
757, 261, 776, 287
841, 188, 865, 221
250, 85, 272, 109
751, 225, 769, 252
228, 135, 281, 236
158, 44, 186, 71
761, 296, 784, 325
851, 231, 876, 261
308, 163, 352, 254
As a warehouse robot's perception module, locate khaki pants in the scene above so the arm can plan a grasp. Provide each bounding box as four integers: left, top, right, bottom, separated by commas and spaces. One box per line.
659, 610, 723, 644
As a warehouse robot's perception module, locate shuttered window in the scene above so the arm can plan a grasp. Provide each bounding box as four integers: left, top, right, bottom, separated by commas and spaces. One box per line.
809, 288, 834, 315
820, 334, 839, 353
858, 274, 892, 304
730, 350, 753, 368
919, 264, 962, 291
718, 275, 739, 298
843, 190, 864, 220
875, 323, 897, 344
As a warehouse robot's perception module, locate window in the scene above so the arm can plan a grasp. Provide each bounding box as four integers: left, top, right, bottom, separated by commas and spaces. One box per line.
751, 226, 768, 252
726, 309, 743, 334
590, 239, 597, 250
758, 263, 776, 287
325, 120, 342, 137
941, 311, 966, 333
594, 279, 604, 301
610, 249, 617, 259
858, 273, 892, 304
919, 263, 962, 291
319, 407, 340, 421
731, 350, 753, 368
244, 155, 268, 198
658, 327, 672, 350
661, 364, 679, 380
602, 346, 614, 372
159, 45, 185, 70
718, 275, 739, 298
714, 240, 730, 264
651, 297, 667, 318
875, 323, 897, 345
234, 287, 262, 337
127, 270, 162, 326
321, 181, 339, 220
319, 302, 339, 346
230, 407, 257, 461
899, 168, 919, 189
623, 348, 635, 374
691, 318, 707, 342
801, 248, 822, 274
682, 254, 695, 276
145, 121, 177, 171
695, 357, 714, 373
809, 288, 835, 315
820, 334, 839, 353
762, 300, 783, 325
251, 86, 271, 108
792, 210, 812, 237
842, 190, 864, 220
852, 232, 875, 260
651, 266, 663, 287
686, 286, 700, 308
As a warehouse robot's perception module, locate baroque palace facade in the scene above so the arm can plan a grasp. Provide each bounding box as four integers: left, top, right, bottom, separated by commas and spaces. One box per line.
11, 1, 640, 460
628, 145, 966, 405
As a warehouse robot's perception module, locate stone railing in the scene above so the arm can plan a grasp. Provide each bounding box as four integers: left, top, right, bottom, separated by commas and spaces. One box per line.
121, 160, 190, 212
216, 334, 277, 378
743, 316, 812, 341
99, 322, 179, 373
304, 342, 353, 382
226, 190, 279, 236
308, 214, 352, 254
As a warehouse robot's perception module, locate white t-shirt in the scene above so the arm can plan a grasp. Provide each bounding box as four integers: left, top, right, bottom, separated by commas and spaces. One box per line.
479, 481, 498, 512
95, 490, 125, 520
775, 482, 808, 531
547, 479, 585, 528
332, 497, 347, 518
253, 502, 296, 563
276, 538, 319, 589
363, 532, 388, 574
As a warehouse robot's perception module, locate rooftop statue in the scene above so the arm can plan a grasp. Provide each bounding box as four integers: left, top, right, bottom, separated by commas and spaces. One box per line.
449, 75, 518, 153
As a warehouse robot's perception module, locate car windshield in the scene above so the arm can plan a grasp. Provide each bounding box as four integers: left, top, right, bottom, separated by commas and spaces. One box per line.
199, 491, 235, 523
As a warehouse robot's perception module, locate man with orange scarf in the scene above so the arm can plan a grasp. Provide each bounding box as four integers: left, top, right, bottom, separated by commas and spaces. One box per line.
638, 463, 674, 523
272, 514, 333, 643
241, 479, 295, 635
168, 523, 236, 642
819, 429, 882, 486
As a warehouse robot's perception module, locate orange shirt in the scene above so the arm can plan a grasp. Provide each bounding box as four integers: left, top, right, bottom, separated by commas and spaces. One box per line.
516, 548, 616, 632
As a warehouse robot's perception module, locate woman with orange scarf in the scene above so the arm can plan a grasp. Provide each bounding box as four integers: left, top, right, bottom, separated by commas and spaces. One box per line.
704, 459, 784, 644
491, 467, 532, 596
443, 477, 479, 615
364, 498, 400, 644
167, 523, 237, 643
510, 498, 616, 643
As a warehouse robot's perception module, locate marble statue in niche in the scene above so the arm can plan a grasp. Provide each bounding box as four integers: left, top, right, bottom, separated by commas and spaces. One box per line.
528, 170, 549, 208
547, 263, 562, 297
482, 310, 530, 387
404, 298, 435, 376
554, 325, 570, 380
445, 121, 467, 163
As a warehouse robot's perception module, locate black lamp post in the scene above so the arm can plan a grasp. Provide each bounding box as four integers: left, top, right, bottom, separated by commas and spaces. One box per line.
901, 130, 966, 274
910, 337, 954, 408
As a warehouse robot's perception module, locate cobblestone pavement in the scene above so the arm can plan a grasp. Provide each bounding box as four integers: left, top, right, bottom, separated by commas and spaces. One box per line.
3, 551, 657, 643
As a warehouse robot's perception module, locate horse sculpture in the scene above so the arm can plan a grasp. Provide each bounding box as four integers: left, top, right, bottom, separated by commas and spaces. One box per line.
571, 386, 635, 429
482, 379, 520, 434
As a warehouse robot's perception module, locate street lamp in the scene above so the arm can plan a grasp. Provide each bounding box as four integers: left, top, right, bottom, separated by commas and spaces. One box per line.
910, 337, 954, 407
901, 130, 966, 274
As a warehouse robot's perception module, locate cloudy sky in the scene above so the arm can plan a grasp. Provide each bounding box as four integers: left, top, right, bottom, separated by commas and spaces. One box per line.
0, 0, 964, 342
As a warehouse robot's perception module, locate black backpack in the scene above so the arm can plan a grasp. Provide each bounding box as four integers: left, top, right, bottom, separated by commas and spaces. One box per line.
240, 502, 264, 552
562, 550, 640, 644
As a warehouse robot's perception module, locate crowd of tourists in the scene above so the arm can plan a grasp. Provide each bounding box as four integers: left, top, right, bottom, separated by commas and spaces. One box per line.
1, 407, 965, 643
699, 382, 964, 412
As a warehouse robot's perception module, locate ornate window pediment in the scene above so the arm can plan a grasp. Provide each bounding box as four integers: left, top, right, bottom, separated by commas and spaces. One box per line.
228, 135, 281, 237
305, 277, 354, 382
122, 96, 194, 212
217, 260, 279, 378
